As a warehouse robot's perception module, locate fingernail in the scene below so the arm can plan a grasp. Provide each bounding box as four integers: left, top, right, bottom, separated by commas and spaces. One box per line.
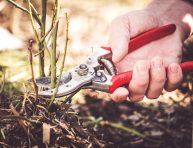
153, 58, 163, 69
170, 64, 179, 73
136, 61, 147, 72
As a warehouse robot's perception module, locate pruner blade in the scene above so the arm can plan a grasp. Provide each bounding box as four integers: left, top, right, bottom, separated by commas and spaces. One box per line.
37, 64, 96, 98
28, 47, 111, 98
28, 72, 72, 88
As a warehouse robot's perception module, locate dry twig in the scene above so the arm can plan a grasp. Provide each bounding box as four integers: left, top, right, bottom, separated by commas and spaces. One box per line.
28, 40, 38, 100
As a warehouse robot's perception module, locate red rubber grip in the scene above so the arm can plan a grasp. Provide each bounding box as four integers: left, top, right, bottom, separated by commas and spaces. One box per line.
102, 24, 176, 53
102, 24, 193, 93
109, 62, 193, 93
180, 61, 193, 73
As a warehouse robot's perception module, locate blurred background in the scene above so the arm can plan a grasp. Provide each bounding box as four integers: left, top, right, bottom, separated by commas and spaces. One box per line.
0, 0, 189, 106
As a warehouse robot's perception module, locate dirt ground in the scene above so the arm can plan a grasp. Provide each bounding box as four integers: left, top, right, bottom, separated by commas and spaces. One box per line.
0, 0, 193, 147
0, 85, 192, 148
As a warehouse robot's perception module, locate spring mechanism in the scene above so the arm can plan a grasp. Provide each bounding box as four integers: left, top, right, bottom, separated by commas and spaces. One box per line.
100, 58, 117, 75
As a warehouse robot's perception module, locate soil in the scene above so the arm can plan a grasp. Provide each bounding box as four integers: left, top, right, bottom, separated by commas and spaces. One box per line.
0, 86, 191, 148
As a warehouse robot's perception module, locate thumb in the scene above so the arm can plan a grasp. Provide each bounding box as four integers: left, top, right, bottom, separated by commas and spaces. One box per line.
109, 10, 159, 63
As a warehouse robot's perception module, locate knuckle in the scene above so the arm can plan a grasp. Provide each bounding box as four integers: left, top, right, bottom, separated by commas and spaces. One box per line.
136, 80, 148, 88
154, 76, 166, 84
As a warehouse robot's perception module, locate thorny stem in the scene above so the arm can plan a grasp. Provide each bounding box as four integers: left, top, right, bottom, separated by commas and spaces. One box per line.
51, 0, 60, 88
6, 0, 42, 26
33, 19, 60, 59
27, 0, 45, 77
38, 0, 47, 78
40, 19, 59, 45
34, 17, 60, 58
26, 0, 40, 43
7, 0, 46, 77
34, 13, 60, 61
49, 13, 69, 108
28, 40, 38, 100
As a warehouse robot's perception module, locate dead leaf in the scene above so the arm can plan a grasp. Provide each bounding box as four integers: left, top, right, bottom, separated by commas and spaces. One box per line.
43, 123, 51, 145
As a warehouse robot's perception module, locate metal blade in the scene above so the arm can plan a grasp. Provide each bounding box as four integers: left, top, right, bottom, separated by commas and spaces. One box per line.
28, 72, 71, 88
38, 72, 94, 98
33, 47, 112, 98
38, 66, 95, 97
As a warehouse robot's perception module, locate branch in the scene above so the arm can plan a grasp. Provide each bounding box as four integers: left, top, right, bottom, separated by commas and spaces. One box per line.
26, 0, 46, 77
6, 0, 42, 26
34, 18, 60, 58
51, 0, 60, 88
28, 40, 38, 100
40, 19, 59, 44
49, 12, 69, 108
26, 0, 40, 43
35, 13, 60, 58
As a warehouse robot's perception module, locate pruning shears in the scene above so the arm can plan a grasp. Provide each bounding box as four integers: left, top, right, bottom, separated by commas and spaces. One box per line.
33, 24, 193, 98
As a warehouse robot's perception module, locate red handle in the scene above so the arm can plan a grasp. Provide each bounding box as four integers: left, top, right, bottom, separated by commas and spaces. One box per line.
109, 62, 193, 93
102, 24, 176, 53
104, 24, 193, 93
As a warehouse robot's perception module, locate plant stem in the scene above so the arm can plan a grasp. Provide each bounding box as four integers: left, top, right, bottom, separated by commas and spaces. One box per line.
102, 121, 145, 138
49, 12, 69, 108
39, 0, 47, 77
101, 121, 159, 143
8, 0, 46, 77
40, 19, 59, 44
28, 40, 38, 100
26, 0, 45, 77
51, 0, 60, 88
34, 17, 60, 59
6, 0, 42, 26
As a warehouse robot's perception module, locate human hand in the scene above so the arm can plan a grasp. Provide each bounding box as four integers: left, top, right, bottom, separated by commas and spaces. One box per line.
108, 7, 192, 102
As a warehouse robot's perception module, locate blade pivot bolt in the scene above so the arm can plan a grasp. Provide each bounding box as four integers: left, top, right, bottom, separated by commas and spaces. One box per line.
77, 64, 89, 76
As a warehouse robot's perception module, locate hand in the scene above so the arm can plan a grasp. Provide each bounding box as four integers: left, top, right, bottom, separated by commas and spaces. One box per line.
108, 9, 188, 102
